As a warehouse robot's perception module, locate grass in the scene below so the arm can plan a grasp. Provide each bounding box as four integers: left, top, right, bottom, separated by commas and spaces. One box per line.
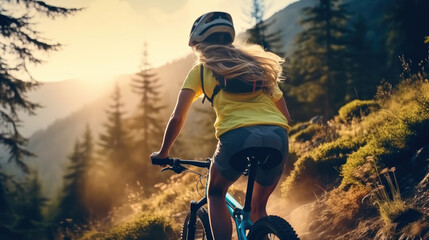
282, 63, 429, 227
353, 157, 408, 226
338, 99, 380, 123
281, 134, 367, 200
341, 79, 429, 188
103, 214, 179, 240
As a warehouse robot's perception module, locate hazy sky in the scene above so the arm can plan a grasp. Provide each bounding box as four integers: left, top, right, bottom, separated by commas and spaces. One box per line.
28, 0, 298, 82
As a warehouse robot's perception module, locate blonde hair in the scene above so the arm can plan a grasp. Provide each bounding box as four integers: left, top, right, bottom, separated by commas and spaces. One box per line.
194, 42, 285, 96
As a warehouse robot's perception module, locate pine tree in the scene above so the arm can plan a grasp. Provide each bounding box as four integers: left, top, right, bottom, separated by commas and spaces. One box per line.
130, 44, 167, 188
98, 83, 132, 167
246, 0, 284, 55
131, 43, 165, 158
0, 172, 14, 227
56, 126, 95, 224
0, 0, 79, 171
80, 125, 94, 171
384, 0, 429, 81
346, 16, 381, 100
97, 83, 135, 200
13, 175, 47, 239
286, 0, 351, 119
57, 140, 89, 225
0, 173, 47, 239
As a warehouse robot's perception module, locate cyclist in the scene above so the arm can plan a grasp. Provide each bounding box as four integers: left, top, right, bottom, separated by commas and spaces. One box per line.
151, 11, 291, 240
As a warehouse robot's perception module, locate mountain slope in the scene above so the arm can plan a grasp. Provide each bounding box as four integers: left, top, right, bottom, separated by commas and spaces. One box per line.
26, 55, 196, 198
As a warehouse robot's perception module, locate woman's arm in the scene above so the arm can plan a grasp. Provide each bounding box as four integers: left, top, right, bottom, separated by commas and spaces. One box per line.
152, 89, 196, 159
275, 97, 292, 123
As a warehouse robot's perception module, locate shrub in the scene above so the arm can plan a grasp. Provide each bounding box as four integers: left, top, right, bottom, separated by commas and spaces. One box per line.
281, 136, 367, 201
341, 83, 429, 188
338, 99, 380, 123
288, 121, 312, 136
104, 215, 179, 240
292, 124, 322, 141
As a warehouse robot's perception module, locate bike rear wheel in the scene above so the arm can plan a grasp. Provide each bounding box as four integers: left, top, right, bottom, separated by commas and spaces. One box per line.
181, 207, 213, 240
247, 215, 299, 240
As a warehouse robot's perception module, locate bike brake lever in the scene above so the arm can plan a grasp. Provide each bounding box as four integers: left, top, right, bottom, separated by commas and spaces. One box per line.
160, 165, 187, 174
172, 165, 187, 174
161, 167, 174, 172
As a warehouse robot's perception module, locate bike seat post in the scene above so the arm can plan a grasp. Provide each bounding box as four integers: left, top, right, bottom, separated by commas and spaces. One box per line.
243, 156, 258, 213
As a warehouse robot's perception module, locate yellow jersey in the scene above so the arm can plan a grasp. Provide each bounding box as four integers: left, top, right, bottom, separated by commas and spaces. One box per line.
182, 64, 290, 139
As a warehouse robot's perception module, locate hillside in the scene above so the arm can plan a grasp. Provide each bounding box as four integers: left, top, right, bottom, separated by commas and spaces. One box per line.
7, 0, 390, 203
88, 64, 429, 240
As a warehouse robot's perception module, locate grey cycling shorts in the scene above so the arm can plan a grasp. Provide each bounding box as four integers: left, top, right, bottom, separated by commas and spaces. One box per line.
212, 125, 289, 186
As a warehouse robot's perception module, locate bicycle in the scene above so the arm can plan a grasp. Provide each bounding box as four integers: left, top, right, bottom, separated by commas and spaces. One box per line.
151, 147, 299, 240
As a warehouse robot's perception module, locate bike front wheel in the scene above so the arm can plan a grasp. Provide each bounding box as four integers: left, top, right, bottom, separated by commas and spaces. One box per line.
247, 215, 299, 240
181, 207, 213, 240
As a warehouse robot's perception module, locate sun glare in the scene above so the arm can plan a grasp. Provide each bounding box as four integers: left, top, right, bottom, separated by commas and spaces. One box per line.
28, 0, 295, 83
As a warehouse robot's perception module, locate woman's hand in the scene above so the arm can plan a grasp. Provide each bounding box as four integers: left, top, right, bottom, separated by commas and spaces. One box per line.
151, 151, 169, 160
150, 151, 169, 168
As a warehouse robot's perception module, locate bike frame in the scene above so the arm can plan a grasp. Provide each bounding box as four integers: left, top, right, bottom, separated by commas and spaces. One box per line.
151, 156, 260, 240
226, 192, 253, 240
185, 157, 260, 240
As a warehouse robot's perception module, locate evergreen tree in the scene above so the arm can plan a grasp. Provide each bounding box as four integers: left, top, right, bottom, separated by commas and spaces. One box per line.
97, 83, 135, 201
246, 0, 284, 55
0, 172, 14, 228
0, 0, 79, 171
286, 0, 351, 119
0, 173, 47, 239
130, 44, 167, 188
80, 124, 94, 171
346, 16, 381, 100
131, 43, 165, 158
57, 140, 89, 225
56, 126, 94, 224
98, 83, 132, 167
384, 0, 429, 81
13, 175, 47, 239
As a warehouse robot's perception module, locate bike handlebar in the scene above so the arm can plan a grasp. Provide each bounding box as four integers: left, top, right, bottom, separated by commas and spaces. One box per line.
151, 157, 174, 166
151, 157, 211, 172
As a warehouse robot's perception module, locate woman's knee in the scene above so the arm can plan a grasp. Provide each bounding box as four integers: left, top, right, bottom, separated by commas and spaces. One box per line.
208, 183, 227, 198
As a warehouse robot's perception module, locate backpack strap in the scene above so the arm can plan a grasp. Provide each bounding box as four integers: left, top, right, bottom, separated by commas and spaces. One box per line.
200, 64, 221, 106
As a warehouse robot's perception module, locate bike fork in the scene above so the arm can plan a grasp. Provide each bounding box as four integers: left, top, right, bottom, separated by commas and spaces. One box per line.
186, 197, 207, 240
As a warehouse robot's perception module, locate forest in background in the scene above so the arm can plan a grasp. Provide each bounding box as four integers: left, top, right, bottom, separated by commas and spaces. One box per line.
1, 0, 428, 239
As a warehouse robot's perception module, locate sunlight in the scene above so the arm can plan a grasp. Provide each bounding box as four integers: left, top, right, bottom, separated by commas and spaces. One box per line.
27, 0, 296, 82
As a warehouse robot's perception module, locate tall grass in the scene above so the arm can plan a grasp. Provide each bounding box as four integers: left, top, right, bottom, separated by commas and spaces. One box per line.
355, 157, 408, 226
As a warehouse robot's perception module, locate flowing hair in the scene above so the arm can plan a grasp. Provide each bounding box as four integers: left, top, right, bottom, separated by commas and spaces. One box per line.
193, 42, 285, 96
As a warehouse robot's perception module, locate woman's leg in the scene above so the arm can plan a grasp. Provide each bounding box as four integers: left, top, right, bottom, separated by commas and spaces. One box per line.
207, 165, 235, 240
250, 178, 281, 223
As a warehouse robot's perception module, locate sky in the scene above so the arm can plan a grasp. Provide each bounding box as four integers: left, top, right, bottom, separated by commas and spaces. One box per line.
27, 0, 298, 82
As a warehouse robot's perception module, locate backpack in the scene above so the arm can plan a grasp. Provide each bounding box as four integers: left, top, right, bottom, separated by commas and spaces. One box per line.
200, 64, 263, 106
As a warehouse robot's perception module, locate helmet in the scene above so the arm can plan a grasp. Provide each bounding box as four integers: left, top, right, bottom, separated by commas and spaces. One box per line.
188, 11, 235, 46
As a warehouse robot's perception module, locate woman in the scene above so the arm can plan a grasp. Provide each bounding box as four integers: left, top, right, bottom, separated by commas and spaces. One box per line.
151, 11, 291, 240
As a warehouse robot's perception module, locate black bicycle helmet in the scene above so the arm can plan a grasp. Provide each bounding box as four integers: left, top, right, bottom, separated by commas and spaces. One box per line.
188, 11, 235, 46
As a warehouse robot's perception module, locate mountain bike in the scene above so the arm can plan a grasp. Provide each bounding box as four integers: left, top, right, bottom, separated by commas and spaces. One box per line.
151, 147, 299, 240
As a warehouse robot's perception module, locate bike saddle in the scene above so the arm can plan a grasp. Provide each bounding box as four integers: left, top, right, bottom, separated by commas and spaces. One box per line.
229, 147, 283, 173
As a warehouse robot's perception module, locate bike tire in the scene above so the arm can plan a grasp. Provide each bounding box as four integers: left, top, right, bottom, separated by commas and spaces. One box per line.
247, 215, 299, 240
181, 207, 213, 240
